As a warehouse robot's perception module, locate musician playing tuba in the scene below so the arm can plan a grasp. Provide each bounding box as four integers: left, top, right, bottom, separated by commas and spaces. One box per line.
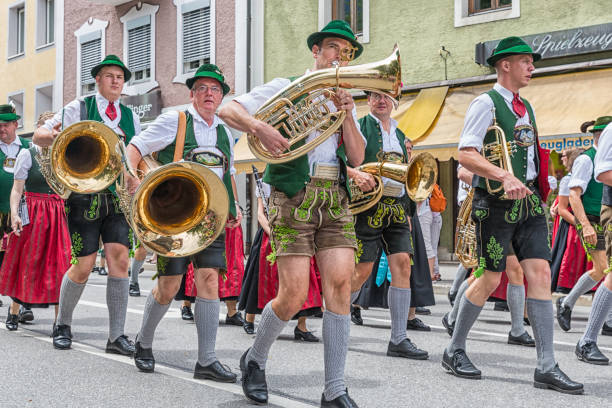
124, 64, 241, 381
347, 90, 431, 359
33, 55, 141, 356
219, 20, 365, 407
441, 36, 583, 394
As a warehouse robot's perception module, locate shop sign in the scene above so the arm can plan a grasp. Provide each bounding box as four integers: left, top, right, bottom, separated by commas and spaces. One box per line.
539, 135, 593, 152
122, 90, 162, 122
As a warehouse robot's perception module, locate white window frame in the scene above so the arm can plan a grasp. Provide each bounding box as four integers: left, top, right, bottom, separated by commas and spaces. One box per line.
34, 82, 54, 123
74, 18, 108, 98
318, 0, 369, 44
7, 91, 25, 129
120, 2, 159, 96
173, 0, 215, 84
36, 0, 55, 50
454, 0, 520, 28
7, 2, 26, 60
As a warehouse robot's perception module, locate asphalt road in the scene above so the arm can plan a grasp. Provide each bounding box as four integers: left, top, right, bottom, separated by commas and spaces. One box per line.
1, 266, 611, 408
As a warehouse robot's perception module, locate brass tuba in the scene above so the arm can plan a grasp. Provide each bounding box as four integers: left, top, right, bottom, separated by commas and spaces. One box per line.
116, 156, 229, 258
454, 188, 478, 268
48, 121, 127, 194
248, 44, 402, 164
348, 152, 438, 214
481, 110, 516, 199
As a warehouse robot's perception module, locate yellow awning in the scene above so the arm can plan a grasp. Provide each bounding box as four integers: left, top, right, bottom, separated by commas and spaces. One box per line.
233, 134, 266, 174
396, 86, 449, 143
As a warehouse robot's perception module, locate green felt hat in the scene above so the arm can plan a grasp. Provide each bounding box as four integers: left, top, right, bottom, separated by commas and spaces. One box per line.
0, 104, 20, 123
589, 116, 612, 132
91, 54, 132, 81
185, 64, 230, 95
486, 36, 541, 66
307, 19, 363, 59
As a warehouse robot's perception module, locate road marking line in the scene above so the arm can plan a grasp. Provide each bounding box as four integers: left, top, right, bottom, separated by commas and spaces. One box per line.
3, 326, 316, 408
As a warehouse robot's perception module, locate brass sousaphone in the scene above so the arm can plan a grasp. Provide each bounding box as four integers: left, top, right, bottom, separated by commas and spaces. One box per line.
248, 44, 402, 164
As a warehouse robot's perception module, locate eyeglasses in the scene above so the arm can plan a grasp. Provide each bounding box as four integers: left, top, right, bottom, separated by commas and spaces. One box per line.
369, 93, 391, 102
194, 85, 222, 95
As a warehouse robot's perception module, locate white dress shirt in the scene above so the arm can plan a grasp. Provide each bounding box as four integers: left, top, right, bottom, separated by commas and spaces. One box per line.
234, 75, 365, 173
130, 105, 236, 181
1, 137, 23, 173
568, 147, 596, 194
13, 145, 42, 180
558, 175, 570, 197
594, 124, 612, 181
42, 92, 141, 137
368, 113, 405, 196
459, 83, 537, 181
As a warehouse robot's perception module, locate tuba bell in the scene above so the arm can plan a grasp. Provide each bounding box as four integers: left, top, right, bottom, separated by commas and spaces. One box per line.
248, 44, 402, 164
116, 155, 229, 258
48, 121, 127, 194
454, 188, 478, 268
348, 152, 438, 214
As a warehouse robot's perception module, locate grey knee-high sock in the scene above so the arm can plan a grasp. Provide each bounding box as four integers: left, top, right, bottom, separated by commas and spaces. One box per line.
607, 308, 612, 326
527, 298, 556, 372
579, 285, 612, 346
563, 273, 598, 309
246, 302, 288, 369
130, 258, 145, 285
138, 293, 171, 348
107, 276, 129, 341
447, 296, 483, 353
507, 284, 526, 336
450, 265, 468, 295
388, 286, 411, 345
323, 311, 350, 401
449, 280, 470, 325
56, 274, 87, 326
195, 297, 220, 366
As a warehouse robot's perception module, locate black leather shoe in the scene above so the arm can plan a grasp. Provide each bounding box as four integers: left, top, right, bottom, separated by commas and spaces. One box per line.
575, 341, 609, 365
442, 348, 481, 379
18, 306, 34, 323
448, 291, 456, 306
494, 301, 509, 312
0, 299, 3, 306
5, 313, 18, 331
240, 348, 268, 404
134, 340, 155, 373
243, 321, 255, 335
91, 266, 99, 274
407, 317, 431, 331
415, 306, 431, 315
387, 339, 428, 360
52, 324, 72, 349
106, 335, 135, 356
508, 331, 536, 347
321, 389, 359, 408
534, 364, 584, 394
98, 267, 108, 276
294, 326, 319, 342
194, 360, 237, 383
556, 296, 572, 332
524, 317, 531, 326
442, 313, 454, 337
129, 283, 140, 297
602, 321, 612, 336
226, 312, 246, 326
350, 306, 363, 326
181, 306, 194, 321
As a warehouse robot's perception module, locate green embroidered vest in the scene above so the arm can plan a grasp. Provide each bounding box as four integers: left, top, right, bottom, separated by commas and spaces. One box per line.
580, 147, 603, 216
359, 114, 408, 164
475, 89, 539, 193
25, 147, 55, 194
0, 137, 30, 213
156, 111, 236, 216
263, 77, 351, 198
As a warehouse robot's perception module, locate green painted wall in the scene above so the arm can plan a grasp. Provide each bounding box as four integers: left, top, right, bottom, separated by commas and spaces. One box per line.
263, 0, 612, 84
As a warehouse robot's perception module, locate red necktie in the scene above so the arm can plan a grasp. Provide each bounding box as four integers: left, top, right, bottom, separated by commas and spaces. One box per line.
105, 102, 117, 121
512, 93, 526, 117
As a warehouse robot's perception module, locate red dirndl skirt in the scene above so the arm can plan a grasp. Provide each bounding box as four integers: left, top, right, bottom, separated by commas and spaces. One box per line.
489, 270, 528, 301
184, 225, 246, 299
0, 193, 70, 306
557, 223, 593, 291
257, 232, 322, 310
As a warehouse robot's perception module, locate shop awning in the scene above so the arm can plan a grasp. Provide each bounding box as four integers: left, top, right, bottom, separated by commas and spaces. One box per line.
233, 133, 266, 174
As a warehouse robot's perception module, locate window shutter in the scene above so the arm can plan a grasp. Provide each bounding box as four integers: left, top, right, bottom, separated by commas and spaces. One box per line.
81, 38, 101, 85
183, 7, 210, 69
128, 23, 151, 75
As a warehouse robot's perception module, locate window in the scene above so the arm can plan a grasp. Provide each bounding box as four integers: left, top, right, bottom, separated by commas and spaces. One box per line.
469, 0, 511, 15
318, 0, 369, 44
36, 0, 55, 48
75, 18, 108, 97
35, 83, 54, 122
8, 4, 26, 58
332, 0, 363, 37
120, 3, 159, 95
7, 93, 24, 129
173, 0, 215, 84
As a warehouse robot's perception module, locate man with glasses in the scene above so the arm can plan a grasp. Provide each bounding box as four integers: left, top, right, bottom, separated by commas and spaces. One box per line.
220, 20, 365, 407
124, 64, 242, 382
